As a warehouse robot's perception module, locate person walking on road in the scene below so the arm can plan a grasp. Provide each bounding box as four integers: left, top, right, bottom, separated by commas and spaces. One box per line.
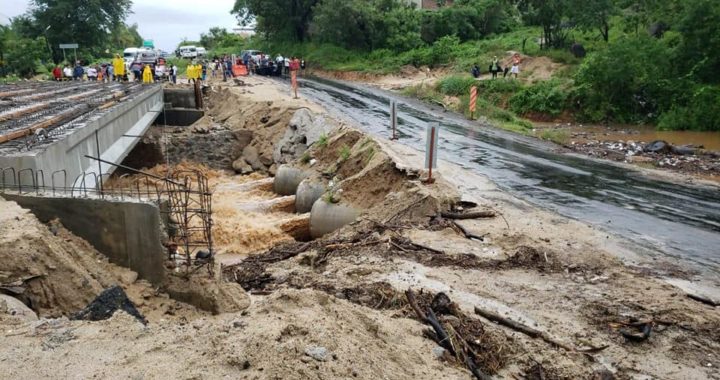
142, 64, 154, 84
73, 63, 84, 81
112, 54, 125, 82
289, 56, 300, 99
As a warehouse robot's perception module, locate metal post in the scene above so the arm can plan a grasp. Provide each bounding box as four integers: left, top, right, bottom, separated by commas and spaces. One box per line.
390, 100, 398, 140
469, 86, 477, 120
95, 130, 104, 197
425, 123, 439, 184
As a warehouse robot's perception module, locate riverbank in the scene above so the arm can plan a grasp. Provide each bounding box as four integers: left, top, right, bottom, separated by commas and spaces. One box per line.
1, 76, 718, 379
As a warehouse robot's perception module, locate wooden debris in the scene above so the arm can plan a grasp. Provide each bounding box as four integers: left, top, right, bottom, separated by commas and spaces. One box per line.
452, 221, 485, 241
474, 306, 574, 351
687, 293, 719, 307
441, 211, 496, 220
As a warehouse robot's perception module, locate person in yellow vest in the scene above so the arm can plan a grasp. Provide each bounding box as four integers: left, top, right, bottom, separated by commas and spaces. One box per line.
142, 64, 154, 84
112, 54, 125, 82
186, 63, 195, 83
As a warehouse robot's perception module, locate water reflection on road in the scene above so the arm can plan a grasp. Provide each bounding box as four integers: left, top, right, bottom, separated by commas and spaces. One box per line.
299, 77, 720, 275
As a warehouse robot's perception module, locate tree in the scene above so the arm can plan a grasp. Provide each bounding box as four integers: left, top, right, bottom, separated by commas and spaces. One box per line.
28, 0, 133, 61
673, 0, 720, 84
517, 0, 569, 48
570, 0, 617, 42
232, 0, 319, 41
200, 27, 230, 49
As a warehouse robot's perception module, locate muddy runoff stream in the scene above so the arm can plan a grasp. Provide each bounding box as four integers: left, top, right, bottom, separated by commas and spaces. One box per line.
296, 77, 720, 276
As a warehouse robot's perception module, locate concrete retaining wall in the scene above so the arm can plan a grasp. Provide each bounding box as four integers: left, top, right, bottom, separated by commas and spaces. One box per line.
1, 194, 166, 285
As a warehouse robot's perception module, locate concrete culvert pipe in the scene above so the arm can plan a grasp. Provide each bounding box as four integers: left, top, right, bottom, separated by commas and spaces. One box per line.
309, 199, 360, 239
273, 165, 309, 196
295, 179, 327, 214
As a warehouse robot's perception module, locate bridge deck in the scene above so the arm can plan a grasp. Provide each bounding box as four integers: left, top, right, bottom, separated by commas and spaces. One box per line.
0, 82, 157, 153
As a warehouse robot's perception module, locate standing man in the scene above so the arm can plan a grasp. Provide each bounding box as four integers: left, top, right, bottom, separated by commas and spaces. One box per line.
73, 63, 84, 81
52, 65, 62, 81
171, 63, 178, 84
510, 53, 521, 79
289, 56, 300, 99
107, 63, 114, 82
490, 56, 501, 79
112, 54, 125, 82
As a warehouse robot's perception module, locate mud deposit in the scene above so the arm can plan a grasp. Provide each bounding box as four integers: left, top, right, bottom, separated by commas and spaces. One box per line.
2, 77, 719, 380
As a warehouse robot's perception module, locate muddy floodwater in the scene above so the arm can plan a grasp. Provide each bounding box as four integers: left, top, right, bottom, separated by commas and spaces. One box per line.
537, 122, 720, 151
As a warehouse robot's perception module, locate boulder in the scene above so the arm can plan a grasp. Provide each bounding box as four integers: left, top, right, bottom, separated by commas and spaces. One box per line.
243, 145, 265, 171
273, 109, 336, 164
0, 295, 38, 322
232, 158, 254, 174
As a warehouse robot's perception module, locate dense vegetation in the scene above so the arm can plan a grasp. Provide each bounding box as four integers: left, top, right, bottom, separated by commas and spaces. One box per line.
231, 0, 720, 131
0, 0, 141, 78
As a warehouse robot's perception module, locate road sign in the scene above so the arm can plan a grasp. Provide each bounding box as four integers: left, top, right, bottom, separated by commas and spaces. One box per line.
59, 43, 78, 49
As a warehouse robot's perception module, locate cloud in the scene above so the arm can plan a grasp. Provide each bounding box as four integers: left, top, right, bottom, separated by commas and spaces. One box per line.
2, 0, 240, 51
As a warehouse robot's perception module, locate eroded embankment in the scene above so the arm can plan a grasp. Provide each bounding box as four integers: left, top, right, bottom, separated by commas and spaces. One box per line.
2, 79, 719, 380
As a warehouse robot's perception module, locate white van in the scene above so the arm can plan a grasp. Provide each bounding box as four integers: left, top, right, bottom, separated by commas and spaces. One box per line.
196, 47, 207, 57
123, 47, 142, 65
179, 46, 198, 59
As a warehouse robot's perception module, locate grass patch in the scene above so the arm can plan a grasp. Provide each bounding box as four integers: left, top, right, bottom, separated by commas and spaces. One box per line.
316, 133, 328, 148
538, 129, 570, 145
338, 145, 351, 162
301, 152, 311, 164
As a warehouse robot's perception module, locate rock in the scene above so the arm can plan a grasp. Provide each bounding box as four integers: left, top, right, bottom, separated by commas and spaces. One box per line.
273, 109, 336, 164
232, 158, 254, 174
71, 286, 146, 324
119, 270, 138, 285
431, 346, 446, 359
304, 346, 329, 362
243, 145, 265, 171
644, 140, 671, 154
0, 294, 38, 322
570, 43, 586, 58
259, 152, 274, 167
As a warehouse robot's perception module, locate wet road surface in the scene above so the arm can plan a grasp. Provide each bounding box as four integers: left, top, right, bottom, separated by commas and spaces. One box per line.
298, 77, 720, 275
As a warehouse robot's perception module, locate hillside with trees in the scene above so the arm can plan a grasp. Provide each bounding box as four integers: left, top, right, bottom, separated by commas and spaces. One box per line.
232, 0, 720, 131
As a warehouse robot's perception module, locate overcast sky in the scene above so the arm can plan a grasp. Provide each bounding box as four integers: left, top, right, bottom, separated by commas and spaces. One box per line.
1, 0, 239, 51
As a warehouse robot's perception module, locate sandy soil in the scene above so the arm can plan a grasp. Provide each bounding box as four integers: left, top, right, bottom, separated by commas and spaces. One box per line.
2, 76, 719, 380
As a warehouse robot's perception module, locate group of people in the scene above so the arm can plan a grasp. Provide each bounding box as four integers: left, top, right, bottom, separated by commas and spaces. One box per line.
52, 61, 121, 82
472, 53, 522, 79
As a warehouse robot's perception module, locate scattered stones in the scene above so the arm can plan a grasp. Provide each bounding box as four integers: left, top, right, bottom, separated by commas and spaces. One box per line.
305, 345, 329, 362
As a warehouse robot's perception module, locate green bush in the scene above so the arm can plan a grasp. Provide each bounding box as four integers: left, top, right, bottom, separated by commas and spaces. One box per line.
658, 85, 720, 131
573, 36, 671, 123
509, 79, 569, 117
437, 75, 477, 96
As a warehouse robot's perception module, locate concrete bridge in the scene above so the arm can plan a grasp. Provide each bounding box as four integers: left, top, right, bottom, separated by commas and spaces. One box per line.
0, 82, 166, 189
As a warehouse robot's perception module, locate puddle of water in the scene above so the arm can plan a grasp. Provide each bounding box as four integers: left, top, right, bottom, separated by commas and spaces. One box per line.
538, 123, 720, 151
